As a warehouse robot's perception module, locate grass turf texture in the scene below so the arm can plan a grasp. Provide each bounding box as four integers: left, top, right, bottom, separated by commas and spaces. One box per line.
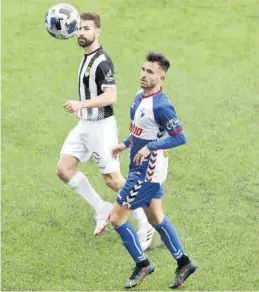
2, 0, 259, 290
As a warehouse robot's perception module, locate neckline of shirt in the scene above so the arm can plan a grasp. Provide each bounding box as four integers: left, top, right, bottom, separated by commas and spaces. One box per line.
84, 46, 102, 56
142, 88, 162, 99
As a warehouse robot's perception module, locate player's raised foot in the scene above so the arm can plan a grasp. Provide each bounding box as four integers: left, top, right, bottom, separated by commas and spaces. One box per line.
124, 262, 155, 289
94, 202, 113, 236
170, 260, 198, 289
137, 224, 155, 251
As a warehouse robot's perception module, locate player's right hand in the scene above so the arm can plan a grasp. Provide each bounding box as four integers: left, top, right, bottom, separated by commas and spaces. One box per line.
64, 100, 83, 113
111, 143, 126, 159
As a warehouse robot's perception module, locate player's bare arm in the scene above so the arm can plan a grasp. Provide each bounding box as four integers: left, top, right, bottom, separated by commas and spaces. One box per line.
64, 87, 117, 113
83, 87, 117, 108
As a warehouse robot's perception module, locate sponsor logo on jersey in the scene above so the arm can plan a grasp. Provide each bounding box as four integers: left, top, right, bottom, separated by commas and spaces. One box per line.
130, 121, 143, 136
105, 69, 114, 82
166, 117, 181, 130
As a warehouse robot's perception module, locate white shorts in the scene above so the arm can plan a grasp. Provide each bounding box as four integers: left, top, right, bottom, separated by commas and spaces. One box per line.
60, 116, 120, 174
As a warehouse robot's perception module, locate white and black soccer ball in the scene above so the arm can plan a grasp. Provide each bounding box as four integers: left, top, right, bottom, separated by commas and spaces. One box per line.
45, 3, 80, 40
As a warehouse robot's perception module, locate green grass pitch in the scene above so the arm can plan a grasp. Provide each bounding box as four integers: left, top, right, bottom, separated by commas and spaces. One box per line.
2, 0, 259, 290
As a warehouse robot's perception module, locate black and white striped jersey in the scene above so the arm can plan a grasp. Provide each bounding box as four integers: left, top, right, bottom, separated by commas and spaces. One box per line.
77, 47, 116, 121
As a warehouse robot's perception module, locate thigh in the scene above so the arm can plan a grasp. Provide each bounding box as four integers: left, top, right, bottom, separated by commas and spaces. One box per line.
102, 172, 125, 192
60, 124, 91, 163
89, 117, 120, 174
57, 154, 79, 169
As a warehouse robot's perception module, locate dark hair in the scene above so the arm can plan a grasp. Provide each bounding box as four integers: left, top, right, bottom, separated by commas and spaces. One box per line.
146, 52, 170, 72
80, 12, 101, 28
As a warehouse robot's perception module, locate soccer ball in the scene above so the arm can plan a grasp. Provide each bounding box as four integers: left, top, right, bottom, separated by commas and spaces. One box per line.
45, 3, 80, 40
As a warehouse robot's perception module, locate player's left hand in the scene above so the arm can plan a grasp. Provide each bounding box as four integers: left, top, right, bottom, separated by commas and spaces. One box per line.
64, 100, 83, 113
134, 146, 150, 165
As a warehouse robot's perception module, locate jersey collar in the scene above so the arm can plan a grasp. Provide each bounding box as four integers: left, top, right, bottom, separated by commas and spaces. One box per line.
84, 46, 102, 56
142, 88, 162, 99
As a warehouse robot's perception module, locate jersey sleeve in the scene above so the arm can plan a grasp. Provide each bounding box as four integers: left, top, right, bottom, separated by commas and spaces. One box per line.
147, 99, 186, 151
154, 102, 183, 136
123, 136, 131, 148
95, 59, 116, 91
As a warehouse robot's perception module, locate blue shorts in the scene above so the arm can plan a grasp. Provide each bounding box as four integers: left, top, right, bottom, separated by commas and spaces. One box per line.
116, 172, 164, 210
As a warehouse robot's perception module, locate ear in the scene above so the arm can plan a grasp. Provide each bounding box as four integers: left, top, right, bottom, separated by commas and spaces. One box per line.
96, 28, 101, 36
161, 75, 165, 81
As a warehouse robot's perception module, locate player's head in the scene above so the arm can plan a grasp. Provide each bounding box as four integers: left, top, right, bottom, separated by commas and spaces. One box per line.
77, 12, 101, 48
140, 52, 170, 90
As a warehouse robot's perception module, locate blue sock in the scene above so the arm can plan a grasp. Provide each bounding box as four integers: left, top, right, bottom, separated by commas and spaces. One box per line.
155, 217, 185, 260
115, 221, 146, 263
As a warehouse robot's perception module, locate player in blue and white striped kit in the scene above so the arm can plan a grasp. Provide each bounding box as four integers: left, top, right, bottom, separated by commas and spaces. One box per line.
111, 52, 197, 289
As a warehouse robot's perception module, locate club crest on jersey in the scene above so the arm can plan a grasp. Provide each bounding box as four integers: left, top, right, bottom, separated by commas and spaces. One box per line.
130, 121, 142, 136
140, 108, 147, 118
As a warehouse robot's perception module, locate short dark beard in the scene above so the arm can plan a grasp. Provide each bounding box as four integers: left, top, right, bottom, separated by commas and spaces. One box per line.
77, 37, 95, 48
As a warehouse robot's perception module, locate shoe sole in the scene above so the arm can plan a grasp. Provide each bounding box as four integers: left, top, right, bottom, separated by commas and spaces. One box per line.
94, 214, 111, 236
125, 266, 155, 289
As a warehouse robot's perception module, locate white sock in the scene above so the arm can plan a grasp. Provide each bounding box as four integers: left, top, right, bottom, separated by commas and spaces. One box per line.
132, 208, 150, 229
67, 171, 104, 213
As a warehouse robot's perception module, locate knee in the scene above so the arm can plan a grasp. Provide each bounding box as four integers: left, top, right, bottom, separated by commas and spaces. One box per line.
56, 161, 73, 182
147, 214, 164, 227
110, 210, 123, 228
56, 162, 66, 180
110, 205, 129, 228
109, 212, 119, 227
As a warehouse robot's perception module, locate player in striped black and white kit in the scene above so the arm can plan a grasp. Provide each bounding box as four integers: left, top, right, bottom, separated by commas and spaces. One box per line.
56, 12, 154, 249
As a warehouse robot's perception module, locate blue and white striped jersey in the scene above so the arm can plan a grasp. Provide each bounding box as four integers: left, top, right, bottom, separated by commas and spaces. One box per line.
124, 89, 186, 184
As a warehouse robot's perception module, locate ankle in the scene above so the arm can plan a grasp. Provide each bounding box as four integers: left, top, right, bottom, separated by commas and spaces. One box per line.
136, 259, 150, 268
177, 254, 190, 268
